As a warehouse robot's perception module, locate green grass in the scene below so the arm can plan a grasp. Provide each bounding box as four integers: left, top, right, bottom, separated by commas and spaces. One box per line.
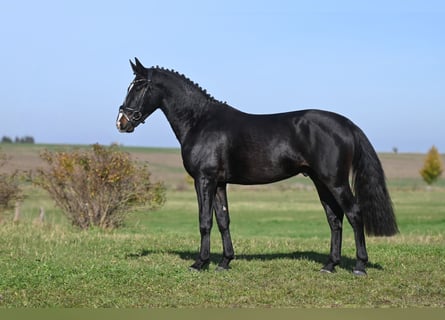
0, 184, 444, 307
1, 144, 444, 307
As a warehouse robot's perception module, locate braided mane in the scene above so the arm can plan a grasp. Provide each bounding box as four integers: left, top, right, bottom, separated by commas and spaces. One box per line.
152, 66, 223, 104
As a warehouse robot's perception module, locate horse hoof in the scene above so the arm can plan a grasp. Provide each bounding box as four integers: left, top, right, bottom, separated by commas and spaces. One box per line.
215, 265, 231, 272
320, 268, 335, 274
352, 269, 367, 276
189, 266, 201, 272
189, 260, 210, 272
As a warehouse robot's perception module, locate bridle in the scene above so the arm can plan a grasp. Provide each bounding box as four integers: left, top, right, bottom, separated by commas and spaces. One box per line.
118, 69, 154, 128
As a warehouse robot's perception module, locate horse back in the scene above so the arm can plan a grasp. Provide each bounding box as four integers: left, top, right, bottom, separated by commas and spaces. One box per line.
182, 108, 356, 185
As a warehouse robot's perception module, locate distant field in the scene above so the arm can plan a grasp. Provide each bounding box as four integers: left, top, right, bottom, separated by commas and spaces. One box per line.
0, 144, 444, 307
1, 143, 444, 189
0, 144, 186, 189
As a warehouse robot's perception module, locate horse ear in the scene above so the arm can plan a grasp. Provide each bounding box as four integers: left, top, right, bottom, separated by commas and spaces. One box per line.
130, 59, 137, 73
130, 57, 147, 76
135, 57, 145, 69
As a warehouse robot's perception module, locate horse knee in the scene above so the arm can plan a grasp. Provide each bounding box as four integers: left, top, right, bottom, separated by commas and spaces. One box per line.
200, 226, 212, 236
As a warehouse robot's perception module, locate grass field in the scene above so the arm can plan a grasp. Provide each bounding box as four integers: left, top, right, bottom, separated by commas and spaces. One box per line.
0, 144, 444, 307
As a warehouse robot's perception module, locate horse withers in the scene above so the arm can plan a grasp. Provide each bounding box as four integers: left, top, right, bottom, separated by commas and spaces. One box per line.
116, 58, 398, 275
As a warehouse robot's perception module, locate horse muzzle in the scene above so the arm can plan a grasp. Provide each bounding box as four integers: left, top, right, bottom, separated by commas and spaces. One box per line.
116, 111, 135, 133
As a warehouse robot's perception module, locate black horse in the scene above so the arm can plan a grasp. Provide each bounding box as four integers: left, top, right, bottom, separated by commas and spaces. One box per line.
116, 58, 398, 275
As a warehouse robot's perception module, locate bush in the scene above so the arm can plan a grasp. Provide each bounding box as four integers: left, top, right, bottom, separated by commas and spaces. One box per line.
0, 150, 22, 212
34, 144, 166, 229
419, 146, 443, 185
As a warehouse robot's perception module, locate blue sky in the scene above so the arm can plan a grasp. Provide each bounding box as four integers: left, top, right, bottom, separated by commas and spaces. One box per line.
0, 0, 444, 152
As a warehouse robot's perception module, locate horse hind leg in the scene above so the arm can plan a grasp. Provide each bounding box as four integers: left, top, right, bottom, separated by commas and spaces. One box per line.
329, 183, 368, 275
312, 177, 344, 273
213, 184, 235, 271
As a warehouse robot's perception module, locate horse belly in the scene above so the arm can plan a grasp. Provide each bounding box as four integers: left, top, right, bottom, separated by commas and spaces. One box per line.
227, 149, 302, 185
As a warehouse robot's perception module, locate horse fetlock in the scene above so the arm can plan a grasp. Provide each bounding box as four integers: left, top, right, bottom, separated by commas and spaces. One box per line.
320, 261, 337, 273
217, 256, 233, 270
189, 259, 210, 272
353, 260, 367, 276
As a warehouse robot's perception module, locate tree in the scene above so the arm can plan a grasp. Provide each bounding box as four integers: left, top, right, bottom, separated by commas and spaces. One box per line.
34, 144, 166, 229
1, 136, 12, 144
420, 146, 443, 185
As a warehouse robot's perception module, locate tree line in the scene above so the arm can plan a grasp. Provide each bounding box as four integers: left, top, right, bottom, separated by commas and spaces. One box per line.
1, 136, 35, 144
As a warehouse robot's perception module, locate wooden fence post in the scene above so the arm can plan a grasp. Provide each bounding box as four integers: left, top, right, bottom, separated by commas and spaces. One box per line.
13, 201, 20, 223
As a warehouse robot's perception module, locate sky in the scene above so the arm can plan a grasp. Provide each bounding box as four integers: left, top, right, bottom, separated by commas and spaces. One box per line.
0, 0, 444, 152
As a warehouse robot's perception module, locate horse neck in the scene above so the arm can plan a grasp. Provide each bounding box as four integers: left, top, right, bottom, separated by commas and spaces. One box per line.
156, 71, 212, 145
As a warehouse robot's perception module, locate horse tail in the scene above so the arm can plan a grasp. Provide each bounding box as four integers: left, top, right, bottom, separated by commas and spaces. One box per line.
352, 127, 399, 236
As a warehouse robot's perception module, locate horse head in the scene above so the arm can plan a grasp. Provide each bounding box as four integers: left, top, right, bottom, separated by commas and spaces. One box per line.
116, 58, 161, 133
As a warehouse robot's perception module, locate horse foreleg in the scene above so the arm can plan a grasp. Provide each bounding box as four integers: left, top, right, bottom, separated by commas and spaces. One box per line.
214, 184, 234, 271
190, 176, 216, 271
